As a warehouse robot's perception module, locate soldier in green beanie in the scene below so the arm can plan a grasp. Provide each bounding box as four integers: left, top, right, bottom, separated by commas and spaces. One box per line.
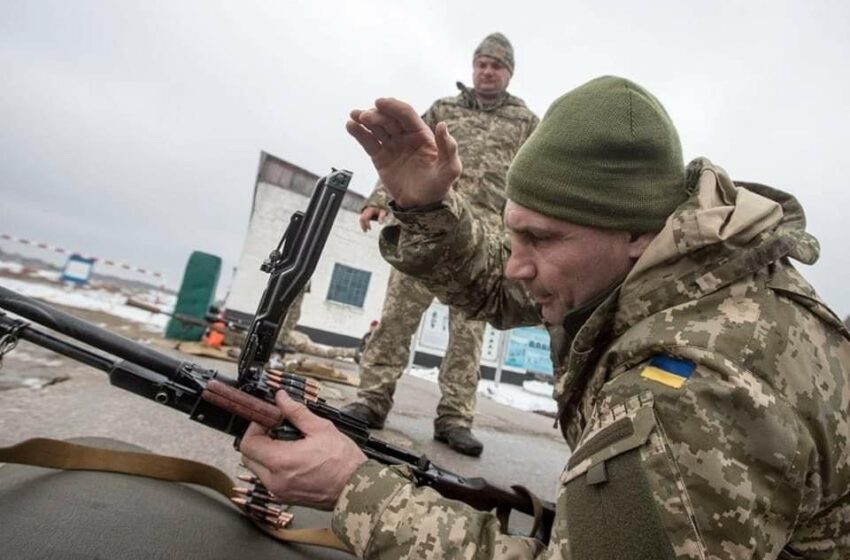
241, 76, 850, 558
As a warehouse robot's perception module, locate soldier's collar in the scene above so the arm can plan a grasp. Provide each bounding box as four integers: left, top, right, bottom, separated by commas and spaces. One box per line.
455, 81, 509, 110
561, 280, 623, 341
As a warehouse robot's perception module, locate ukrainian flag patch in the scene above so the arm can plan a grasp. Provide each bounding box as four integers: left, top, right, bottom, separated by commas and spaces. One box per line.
640, 355, 695, 389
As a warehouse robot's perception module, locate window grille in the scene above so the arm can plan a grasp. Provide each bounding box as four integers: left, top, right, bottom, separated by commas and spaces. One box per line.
326, 264, 371, 308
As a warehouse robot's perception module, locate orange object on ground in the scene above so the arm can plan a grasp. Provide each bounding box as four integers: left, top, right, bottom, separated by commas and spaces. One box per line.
202, 320, 227, 348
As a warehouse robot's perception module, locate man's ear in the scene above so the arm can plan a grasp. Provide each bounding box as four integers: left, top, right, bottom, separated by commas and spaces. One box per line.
627, 231, 658, 259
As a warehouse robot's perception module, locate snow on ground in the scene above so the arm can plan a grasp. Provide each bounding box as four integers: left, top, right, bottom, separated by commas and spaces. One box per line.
0, 274, 171, 333
0, 261, 24, 274
522, 380, 555, 397
33, 269, 61, 282
408, 366, 558, 415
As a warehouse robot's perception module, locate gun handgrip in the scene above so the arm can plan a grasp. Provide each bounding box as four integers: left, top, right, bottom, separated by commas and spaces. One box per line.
202, 379, 306, 443
202, 379, 282, 428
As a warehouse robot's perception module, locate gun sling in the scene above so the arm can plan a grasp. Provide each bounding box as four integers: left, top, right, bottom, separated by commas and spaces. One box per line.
0, 438, 350, 553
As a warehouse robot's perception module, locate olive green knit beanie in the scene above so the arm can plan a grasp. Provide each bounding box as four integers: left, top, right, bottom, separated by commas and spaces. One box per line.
506, 76, 686, 232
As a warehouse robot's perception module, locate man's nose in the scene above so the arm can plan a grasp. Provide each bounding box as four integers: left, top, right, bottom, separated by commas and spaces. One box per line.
505, 248, 535, 281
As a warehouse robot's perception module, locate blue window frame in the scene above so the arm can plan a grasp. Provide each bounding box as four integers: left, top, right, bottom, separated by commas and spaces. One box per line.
326, 264, 371, 308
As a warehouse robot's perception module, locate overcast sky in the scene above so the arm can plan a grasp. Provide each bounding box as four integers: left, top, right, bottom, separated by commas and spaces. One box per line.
1, 0, 848, 317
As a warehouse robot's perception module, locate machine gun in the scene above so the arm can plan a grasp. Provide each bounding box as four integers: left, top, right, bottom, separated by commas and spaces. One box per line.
124, 298, 246, 334
0, 168, 554, 543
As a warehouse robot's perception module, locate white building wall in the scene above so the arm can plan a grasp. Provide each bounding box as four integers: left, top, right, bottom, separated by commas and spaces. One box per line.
302, 194, 390, 339
226, 180, 390, 342
224, 166, 553, 380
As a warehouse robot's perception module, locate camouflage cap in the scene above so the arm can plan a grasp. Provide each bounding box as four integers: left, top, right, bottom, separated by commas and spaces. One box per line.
474, 32, 514, 75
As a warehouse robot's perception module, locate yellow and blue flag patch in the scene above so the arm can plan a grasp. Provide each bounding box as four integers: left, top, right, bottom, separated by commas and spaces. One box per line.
640, 355, 695, 389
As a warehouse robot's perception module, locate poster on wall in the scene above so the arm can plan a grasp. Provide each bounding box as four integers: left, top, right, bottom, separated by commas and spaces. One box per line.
417, 302, 449, 352
504, 326, 554, 376
480, 324, 502, 363
414, 304, 553, 376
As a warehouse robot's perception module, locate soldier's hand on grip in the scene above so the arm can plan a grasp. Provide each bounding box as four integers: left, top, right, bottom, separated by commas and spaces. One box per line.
239, 391, 367, 511
347, 97, 461, 209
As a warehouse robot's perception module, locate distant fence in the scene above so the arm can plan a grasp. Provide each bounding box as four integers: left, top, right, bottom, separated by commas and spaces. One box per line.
0, 233, 166, 287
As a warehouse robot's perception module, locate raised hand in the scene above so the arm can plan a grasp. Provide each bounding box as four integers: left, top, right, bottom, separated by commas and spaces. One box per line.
346, 98, 461, 209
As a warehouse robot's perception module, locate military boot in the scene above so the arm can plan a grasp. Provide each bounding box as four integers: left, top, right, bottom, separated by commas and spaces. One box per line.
433, 427, 483, 457
340, 402, 386, 430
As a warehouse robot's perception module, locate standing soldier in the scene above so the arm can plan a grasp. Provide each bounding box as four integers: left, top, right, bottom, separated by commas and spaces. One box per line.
342, 33, 539, 456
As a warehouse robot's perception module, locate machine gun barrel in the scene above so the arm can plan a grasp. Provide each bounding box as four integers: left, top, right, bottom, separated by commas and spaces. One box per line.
0, 284, 186, 378
125, 297, 214, 329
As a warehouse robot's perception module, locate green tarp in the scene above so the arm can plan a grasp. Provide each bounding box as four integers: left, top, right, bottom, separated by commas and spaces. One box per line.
165, 251, 221, 341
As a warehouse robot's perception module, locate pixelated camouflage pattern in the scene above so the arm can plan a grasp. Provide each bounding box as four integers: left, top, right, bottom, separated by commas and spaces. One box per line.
331, 158, 850, 558
364, 83, 539, 235
474, 32, 515, 75
333, 460, 543, 558
357, 84, 537, 429
357, 267, 486, 431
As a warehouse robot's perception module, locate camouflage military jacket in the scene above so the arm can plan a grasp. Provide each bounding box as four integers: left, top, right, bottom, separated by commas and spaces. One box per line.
365, 83, 538, 232
331, 159, 850, 559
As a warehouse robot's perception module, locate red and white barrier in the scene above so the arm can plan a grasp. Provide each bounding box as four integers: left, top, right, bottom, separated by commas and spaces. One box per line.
0, 233, 166, 283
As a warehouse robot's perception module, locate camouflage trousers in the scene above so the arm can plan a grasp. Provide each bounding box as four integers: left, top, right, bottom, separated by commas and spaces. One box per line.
357, 268, 485, 431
